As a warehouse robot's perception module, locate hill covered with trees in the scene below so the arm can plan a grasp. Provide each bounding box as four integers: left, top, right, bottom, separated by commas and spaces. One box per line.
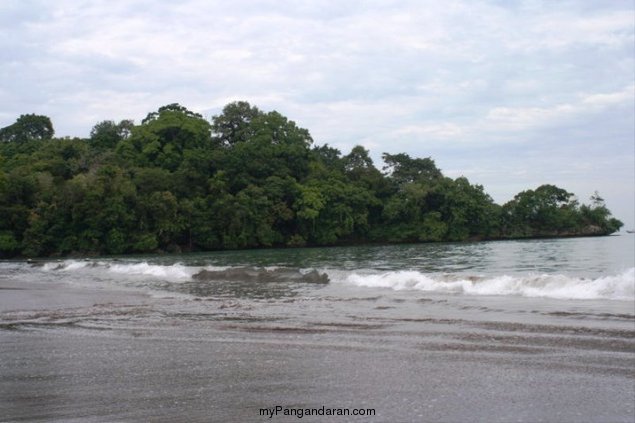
0, 102, 623, 257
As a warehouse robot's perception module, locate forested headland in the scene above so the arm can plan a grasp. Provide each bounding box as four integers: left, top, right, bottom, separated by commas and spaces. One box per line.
0, 102, 623, 258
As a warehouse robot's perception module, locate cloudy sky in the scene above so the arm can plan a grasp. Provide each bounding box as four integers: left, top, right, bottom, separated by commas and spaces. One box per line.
2, 0, 634, 229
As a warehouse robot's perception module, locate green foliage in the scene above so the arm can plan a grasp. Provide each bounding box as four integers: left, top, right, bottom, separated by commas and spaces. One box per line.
0, 105, 623, 257
117, 103, 212, 171
501, 185, 622, 237
578, 192, 623, 234
0, 231, 19, 256
0, 114, 54, 143
419, 212, 447, 242
132, 233, 158, 252
212, 101, 262, 147
90, 120, 133, 151
382, 152, 442, 185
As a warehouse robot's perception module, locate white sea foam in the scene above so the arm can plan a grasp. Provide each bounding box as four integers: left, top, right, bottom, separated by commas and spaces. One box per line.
41, 260, 92, 271
343, 268, 635, 301
106, 262, 196, 280
41, 259, 210, 282
40, 260, 635, 301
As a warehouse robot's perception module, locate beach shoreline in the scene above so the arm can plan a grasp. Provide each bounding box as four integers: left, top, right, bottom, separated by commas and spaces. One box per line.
0, 277, 150, 314
1, 278, 633, 422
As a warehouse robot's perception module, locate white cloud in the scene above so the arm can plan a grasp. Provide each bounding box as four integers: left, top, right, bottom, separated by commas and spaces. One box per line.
395, 123, 464, 139
483, 85, 634, 132
1, 0, 633, 227
581, 85, 634, 107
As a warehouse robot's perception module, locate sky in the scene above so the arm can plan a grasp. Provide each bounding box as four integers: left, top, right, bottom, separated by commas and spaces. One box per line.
1, 0, 634, 229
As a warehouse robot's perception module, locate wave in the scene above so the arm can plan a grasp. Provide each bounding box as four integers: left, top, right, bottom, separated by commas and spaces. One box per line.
40, 260, 328, 284
41, 260, 202, 281
341, 268, 635, 301
39, 260, 634, 301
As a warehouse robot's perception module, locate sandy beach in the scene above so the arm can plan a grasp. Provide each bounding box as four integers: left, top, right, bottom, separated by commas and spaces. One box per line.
1, 275, 634, 422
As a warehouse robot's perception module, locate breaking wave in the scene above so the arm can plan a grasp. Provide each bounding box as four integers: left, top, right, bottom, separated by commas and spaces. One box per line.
341, 268, 635, 301
38, 260, 634, 301
40, 260, 328, 284
41, 260, 201, 281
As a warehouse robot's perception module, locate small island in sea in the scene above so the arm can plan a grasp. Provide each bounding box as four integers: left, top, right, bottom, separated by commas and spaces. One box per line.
0, 102, 623, 258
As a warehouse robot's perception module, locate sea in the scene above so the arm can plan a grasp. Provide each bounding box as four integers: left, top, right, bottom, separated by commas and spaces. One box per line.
1, 235, 634, 422
6, 235, 634, 319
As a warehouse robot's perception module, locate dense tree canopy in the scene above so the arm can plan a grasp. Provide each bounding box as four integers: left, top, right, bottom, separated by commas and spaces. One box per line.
0, 103, 623, 257
0, 114, 54, 143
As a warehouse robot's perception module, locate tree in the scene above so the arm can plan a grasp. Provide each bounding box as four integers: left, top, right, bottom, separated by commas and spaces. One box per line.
502, 184, 578, 236
382, 152, 442, 185
0, 101, 625, 257
224, 111, 313, 190
431, 177, 500, 240
117, 104, 213, 171
90, 119, 133, 151
312, 144, 343, 172
0, 114, 54, 143
211, 101, 262, 147
142, 103, 203, 124
579, 191, 623, 234
343, 145, 374, 173
29, 138, 90, 181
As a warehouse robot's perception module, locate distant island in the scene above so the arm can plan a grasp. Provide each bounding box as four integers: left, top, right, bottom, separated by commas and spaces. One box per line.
0, 102, 623, 258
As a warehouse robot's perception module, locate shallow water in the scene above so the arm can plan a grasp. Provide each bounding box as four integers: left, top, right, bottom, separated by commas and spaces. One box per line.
1, 236, 634, 421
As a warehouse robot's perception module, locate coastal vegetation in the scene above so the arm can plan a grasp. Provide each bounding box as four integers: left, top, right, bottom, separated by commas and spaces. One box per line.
0, 102, 623, 257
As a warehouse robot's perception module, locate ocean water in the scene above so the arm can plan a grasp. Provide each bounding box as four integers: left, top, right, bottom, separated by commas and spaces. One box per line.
1, 235, 634, 421
11, 235, 635, 298
2, 235, 634, 331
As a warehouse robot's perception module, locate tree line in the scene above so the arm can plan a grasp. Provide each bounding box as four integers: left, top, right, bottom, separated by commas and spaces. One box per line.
0, 102, 623, 257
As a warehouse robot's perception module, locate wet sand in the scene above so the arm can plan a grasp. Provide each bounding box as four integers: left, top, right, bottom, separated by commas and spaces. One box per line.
0, 278, 150, 313
1, 280, 634, 422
